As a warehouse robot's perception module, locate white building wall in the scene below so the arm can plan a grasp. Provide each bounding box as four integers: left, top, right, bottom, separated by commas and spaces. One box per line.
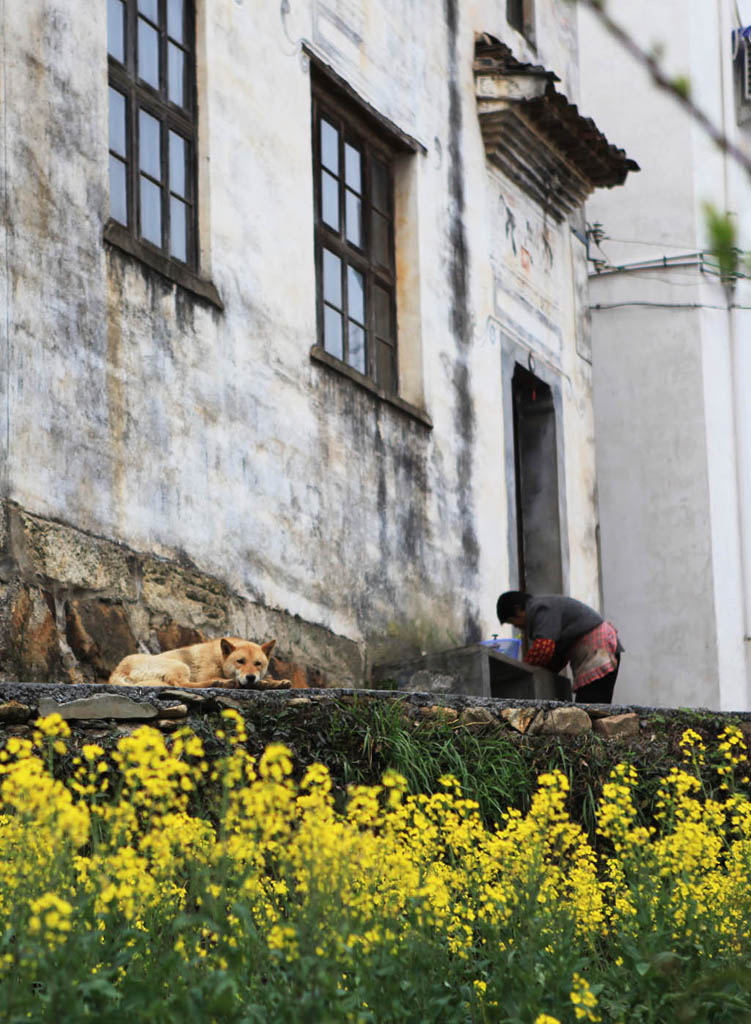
0, 0, 609, 681
580, 0, 751, 709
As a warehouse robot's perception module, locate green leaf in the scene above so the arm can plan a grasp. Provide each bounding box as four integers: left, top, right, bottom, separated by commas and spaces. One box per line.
704, 203, 738, 281
672, 75, 692, 99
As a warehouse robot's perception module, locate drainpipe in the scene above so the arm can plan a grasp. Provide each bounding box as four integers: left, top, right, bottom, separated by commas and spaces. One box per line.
719, 0, 751, 692
728, 303, 751, 648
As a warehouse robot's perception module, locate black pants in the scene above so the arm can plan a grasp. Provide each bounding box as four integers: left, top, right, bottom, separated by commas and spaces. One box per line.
574, 655, 621, 705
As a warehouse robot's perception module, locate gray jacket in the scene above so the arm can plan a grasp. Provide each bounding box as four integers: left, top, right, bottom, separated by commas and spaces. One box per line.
526, 595, 622, 664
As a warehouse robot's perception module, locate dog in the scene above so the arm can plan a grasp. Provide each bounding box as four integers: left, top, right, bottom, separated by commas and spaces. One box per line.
108, 637, 291, 690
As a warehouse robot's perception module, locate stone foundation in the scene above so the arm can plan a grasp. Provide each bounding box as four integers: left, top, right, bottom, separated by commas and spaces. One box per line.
1, 682, 750, 749
0, 502, 364, 688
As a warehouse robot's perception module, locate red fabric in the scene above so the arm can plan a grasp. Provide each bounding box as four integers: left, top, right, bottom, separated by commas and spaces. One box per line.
569, 621, 620, 689
524, 637, 556, 667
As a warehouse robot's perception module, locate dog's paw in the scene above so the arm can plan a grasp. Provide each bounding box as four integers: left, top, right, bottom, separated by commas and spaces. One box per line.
258, 677, 292, 690
206, 677, 237, 689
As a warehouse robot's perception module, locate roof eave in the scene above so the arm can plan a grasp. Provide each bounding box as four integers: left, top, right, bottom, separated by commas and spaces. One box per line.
474, 35, 639, 216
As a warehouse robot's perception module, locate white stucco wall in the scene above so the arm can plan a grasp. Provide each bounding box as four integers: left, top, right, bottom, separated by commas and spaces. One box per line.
580, 0, 751, 709
1, 0, 608, 671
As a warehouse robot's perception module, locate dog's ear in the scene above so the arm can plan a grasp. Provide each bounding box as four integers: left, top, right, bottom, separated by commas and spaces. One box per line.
220, 638, 236, 658
261, 639, 276, 657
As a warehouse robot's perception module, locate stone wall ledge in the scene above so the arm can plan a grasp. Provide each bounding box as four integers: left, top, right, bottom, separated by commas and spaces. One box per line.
1, 683, 749, 741
0, 500, 364, 689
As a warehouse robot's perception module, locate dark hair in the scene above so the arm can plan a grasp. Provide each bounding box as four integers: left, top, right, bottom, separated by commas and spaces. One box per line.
496, 590, 531, 623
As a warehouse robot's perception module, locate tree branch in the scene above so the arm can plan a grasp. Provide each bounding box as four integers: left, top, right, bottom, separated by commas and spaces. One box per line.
577, 0, 751, 178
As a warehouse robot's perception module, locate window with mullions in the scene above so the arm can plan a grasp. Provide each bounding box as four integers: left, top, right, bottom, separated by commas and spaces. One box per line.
313, 91, 398, 394
107, 0, 196, 266
507, 0, 535, 43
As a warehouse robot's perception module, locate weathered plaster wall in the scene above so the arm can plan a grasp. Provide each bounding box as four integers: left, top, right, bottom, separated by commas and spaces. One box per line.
488, 166, 600, 608
1, 0, 603, 683
0, 0, 7, 509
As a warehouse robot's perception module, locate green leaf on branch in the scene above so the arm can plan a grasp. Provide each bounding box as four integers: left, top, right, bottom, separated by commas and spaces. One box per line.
704, 204, 738, 282
672, 75, 692, 99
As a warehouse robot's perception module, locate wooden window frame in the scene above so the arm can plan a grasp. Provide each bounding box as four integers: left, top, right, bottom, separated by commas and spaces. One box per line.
107, 0, 198, 270
507, 0, 536, 45
312, 82, 399, 395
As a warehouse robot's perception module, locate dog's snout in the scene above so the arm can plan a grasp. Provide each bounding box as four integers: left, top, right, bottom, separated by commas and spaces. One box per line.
242, 673, 259, 687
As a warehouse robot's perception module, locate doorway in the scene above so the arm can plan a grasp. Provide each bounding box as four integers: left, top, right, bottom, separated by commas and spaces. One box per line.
512, 364, 563, 595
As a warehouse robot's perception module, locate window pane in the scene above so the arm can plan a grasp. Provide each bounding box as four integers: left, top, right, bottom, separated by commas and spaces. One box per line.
170, 196, 187, 261
168, 43, 185, 107
320, 119, 338, 174
138, 18, 160, 88
372, 158, 389, 213
348, 323, 366, 374
323, 249, 341, 307
344, 143, 361, 193
323, 306, 343, 359
345, 190, 361, 247
108, 88, 127, 156
508, 0, 524, 32
168, 0, 184, 42
107, 0, 125, 61
169, 131, 186, 197
372, 210, 390, 267
374, 285, 392, 339
347, 266, 364, 324
109, 155, 128, 225
321, 170, 339, 230
138, 0, 158, 21
140, 176, 162, 246
139, 110, 161, 180
376, 339, 396, 392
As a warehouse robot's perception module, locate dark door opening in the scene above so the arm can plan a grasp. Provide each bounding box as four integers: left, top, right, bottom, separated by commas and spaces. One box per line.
512, 364, 563, 595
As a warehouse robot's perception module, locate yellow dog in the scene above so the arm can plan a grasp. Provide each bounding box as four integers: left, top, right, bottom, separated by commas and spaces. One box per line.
108, 637, 289, 689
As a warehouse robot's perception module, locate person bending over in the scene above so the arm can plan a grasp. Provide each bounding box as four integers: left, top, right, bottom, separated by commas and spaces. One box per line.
496, 591, 623, 704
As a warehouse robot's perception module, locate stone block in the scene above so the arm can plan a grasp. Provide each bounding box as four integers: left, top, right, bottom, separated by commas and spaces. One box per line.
460, 707, 496, 730
157, 703, 188, 719
39, 694, 159, 721
141, 558, 230, 632
306, 666, 326, 688
157, 718, 181, 732
0, 701, 33, 723
157, 688, 209, 705
501, 707, 540, 734
538, 706, 592, 736
593, 713, 640, 739
215, 695, 244, 711
156, 623, 206, 651
66, 599, 137, 678
417, 705, 459, 724
2, 584, 60, 681
268, 655, 310, 689
10, 509, 136, 599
